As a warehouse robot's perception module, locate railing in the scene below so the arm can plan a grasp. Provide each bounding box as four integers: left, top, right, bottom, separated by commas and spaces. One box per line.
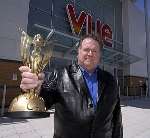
124, 86, 148, 99
0, 84, 20, 116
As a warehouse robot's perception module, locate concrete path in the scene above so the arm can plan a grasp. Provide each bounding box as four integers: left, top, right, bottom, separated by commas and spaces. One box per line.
0, 98, 150, 138
122, 98, 150, 138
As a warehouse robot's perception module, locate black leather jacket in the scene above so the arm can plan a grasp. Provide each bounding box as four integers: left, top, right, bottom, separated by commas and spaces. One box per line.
40, 63, 123, 138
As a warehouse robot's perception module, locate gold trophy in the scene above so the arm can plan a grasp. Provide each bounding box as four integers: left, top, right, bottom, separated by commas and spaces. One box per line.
6, 30, 53, 118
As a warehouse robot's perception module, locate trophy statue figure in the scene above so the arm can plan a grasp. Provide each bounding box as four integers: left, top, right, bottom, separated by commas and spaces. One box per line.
6, 30, 53, 118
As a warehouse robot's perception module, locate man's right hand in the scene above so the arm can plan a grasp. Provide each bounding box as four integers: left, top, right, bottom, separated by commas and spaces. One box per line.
19, 66, 44, 92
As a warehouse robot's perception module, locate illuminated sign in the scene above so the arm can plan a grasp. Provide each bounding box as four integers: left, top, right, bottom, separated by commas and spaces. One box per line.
66, 4, 113, 47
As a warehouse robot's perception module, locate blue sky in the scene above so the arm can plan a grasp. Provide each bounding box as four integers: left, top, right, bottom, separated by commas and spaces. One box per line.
134, 0, 144, 11
134, 0, 150, 16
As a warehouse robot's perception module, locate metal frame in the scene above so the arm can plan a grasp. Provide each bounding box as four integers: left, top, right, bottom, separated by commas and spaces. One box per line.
34, 23, 141, 68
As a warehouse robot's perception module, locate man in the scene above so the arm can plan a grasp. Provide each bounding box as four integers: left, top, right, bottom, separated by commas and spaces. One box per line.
20, 34, 123, 138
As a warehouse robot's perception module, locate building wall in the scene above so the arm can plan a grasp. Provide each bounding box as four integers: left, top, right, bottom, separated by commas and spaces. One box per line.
0, 0, 30, 106
0, 0, 30, 61
0, 60, 22, 107
122, 0, 147, 77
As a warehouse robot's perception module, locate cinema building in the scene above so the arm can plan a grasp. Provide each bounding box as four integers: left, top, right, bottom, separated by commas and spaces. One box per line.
0, 0, 150, 106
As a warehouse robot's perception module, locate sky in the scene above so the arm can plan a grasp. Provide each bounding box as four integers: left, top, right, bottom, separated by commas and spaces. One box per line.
134, 0, 150, 17
134, 0, 144, 12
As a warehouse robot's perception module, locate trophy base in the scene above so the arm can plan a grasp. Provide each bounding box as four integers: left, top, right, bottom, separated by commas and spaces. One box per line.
5, 111, 50, 119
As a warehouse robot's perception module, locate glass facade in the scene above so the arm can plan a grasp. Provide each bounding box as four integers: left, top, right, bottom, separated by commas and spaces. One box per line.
26, 0, 143, 95
0, 0, 147, 97
27, 0, 124, 68
145, 0, 150, 96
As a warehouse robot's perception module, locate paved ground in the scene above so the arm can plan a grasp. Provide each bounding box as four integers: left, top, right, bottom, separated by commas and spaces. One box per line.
121, 98, 150, 138
0, 98, 150, 138
0, 109, 55, 138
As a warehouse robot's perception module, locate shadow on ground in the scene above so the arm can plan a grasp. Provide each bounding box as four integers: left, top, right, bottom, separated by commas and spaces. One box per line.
0, 108, 55, 125
121, 97, 150, 109
0, 117, 28, 125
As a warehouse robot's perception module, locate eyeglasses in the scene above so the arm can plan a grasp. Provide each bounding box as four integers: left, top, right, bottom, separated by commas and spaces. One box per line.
83, 48, 98, 54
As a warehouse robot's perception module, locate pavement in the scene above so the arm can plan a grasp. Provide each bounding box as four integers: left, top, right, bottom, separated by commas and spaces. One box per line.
0, 98, 150, 138
121, 97, 150, 138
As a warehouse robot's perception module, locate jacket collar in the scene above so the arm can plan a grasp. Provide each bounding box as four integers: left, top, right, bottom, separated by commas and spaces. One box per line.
70, 63, 105, 97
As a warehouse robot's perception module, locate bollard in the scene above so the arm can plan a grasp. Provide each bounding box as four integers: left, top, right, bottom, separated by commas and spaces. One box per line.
140, 87, 143, 98
1, 84, 6, 116
126, 86, 129, 97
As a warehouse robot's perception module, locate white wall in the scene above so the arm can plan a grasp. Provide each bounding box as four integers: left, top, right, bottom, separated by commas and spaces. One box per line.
0, 0, 30, 61
122, 0, 147, 77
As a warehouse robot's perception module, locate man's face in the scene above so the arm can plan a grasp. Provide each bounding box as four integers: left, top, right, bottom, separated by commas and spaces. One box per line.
78, 37, 101, 72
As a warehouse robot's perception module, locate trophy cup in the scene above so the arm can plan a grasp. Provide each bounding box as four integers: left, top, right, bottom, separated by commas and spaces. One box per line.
6, 30, 53, 118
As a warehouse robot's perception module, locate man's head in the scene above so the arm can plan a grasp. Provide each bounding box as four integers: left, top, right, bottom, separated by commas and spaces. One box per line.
77, 34, 102, 73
